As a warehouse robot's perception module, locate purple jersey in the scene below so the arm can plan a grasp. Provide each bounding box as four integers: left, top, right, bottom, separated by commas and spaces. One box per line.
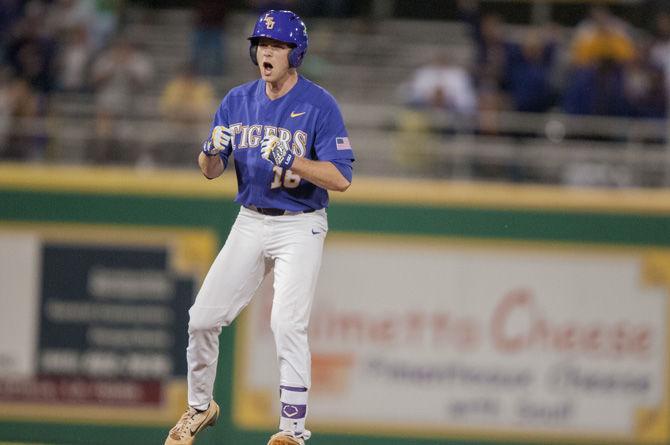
209, 75, 355, 211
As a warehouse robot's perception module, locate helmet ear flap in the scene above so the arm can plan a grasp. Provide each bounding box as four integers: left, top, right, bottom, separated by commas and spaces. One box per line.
288, 48, 305, 68
249, 43, 259, 65
288, 48, 295, 68
288, 48, 298, 68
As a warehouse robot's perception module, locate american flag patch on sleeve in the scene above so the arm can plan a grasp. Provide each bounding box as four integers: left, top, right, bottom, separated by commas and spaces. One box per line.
335, 137, 351, 150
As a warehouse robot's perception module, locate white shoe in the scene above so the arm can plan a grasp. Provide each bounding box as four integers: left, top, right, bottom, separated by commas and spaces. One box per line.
164, 400, 220, 445
267, 429, 311, 445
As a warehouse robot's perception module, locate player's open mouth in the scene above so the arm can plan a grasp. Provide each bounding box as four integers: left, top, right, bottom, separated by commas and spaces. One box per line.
263, 62, 273, 75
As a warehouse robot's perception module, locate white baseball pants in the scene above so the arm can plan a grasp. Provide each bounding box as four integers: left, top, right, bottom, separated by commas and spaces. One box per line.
187, 206, 328, 410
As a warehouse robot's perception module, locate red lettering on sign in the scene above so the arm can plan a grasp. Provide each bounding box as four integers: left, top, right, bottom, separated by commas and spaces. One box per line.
490, 289, 653, 360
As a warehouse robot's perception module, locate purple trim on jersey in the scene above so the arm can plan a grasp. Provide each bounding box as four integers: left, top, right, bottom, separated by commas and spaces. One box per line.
280, 385, 308, 392
208, 75, 355, 211
281, 403, 307, 419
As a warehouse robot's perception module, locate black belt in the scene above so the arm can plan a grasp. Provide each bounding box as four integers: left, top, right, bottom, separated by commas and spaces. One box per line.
245, 205, 316, 216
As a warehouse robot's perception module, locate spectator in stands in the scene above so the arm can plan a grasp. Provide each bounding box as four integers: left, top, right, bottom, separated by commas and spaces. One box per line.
395, 52, 477, 176
91, 38, 153, 118
158, 63, 216, 164
89, 0, 123, 51
458, 0, 560, 130
90, 38, 153, 162
54, 23, 93, 92
0, 71, 43, 160
624, 45, 667, 119
5, 1, 57, 94
191, 0, 229, 77
46, 0, 120, 52
503, 28, 559, 113
650, 12, 670, 107
160, 63, 215, 123
563, 58, 630, 116
569, 6, 636, 67
563, 7, 636, 117
458, 0, 513, 136
458, 0, 507, 91
45, 0, 95, 41
404, 52, 477, 121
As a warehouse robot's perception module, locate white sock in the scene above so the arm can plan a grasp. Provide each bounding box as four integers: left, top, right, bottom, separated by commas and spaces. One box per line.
278, 385, 308, 434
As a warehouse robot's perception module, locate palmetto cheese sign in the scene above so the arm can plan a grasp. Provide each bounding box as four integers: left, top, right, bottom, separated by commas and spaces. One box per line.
234, 239, 670, 443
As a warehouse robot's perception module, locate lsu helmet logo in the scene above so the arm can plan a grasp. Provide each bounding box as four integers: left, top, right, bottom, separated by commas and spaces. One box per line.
263, 14, 275, 29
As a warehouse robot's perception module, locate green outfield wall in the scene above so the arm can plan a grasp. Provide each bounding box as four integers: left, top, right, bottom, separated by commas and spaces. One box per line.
0, 163, 668, 445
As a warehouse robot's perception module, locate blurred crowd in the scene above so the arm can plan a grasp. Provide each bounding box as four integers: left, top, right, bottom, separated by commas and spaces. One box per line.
3, 0, 670, 183
0, 0, 229, 163
1, 0, 125, 160
0, 0, 353, 164
403, 1, 670, 135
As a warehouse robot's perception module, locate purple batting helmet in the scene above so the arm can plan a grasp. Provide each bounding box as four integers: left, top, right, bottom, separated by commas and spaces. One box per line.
248, 10, 308, 68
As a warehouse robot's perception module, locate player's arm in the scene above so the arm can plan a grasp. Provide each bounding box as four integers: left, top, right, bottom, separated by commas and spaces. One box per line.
199, 126, 231, 180
289, 157, 350, 192
198, 151, 224, 179
261, 136, 351, 192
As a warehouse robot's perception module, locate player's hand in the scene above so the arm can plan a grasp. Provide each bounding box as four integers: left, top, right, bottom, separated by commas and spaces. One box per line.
260, 135, 295, 170
203, 126, 231, 156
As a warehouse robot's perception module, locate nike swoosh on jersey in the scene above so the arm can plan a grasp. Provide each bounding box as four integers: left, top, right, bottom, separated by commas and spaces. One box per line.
290, 111, 306, 118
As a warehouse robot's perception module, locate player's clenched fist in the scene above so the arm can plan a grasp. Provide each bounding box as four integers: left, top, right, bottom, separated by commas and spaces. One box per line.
261, 135, 295, 170
212, 126, 232, 151
203, 126, 232, 157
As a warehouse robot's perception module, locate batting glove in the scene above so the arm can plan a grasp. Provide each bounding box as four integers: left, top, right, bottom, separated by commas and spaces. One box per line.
261, 135, 295, 170
203, 125, 231, 157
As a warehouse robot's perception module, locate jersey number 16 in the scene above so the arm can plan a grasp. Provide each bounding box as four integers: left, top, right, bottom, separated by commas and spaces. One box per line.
271, 166, 300, 189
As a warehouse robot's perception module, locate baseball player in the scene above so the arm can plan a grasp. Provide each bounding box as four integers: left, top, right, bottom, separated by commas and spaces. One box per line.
164, 9, 355, 445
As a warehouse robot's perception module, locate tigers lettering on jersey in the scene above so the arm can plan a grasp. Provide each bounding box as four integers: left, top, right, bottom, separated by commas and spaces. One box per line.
228, 123, 308, 157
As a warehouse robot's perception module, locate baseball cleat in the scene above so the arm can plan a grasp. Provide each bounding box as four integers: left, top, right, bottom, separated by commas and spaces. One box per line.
267, 430, 311, 445
164, 400, 220, 445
